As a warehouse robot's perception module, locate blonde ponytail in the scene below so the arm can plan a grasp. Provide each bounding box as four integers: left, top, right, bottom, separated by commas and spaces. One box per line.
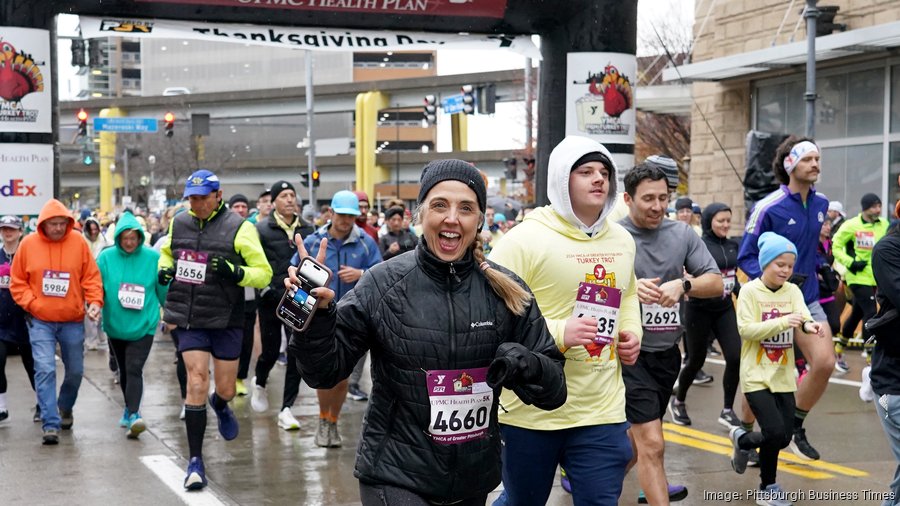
472, 235, 532, 316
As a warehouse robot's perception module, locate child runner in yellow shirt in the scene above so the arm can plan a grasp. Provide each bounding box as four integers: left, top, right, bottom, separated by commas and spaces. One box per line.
731, 232, 825, 506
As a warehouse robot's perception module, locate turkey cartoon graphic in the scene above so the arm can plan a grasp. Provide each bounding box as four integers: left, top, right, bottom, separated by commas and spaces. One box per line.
0, 39, 44, 104
0, 29, 50, 133
569, 54, 636, 140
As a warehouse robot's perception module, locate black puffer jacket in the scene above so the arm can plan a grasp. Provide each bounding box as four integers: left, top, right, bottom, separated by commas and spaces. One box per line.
691, 202, 741, 311
256, 213, 314, 297
291, 243, 566, 503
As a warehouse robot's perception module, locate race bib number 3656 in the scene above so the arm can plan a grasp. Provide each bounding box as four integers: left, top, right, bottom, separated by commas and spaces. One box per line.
175, 250, 208, 285
426, 367, 492, 445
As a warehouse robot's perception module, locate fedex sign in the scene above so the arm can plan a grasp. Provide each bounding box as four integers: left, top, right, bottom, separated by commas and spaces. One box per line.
1, 179, 38, 197
0, 144, 53, 216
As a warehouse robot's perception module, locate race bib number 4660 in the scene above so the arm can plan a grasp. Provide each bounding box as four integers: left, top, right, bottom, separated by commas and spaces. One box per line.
426, 367, 492, 445
175, 250, 208, 285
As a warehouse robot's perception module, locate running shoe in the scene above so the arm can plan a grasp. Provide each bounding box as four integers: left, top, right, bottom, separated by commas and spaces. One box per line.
179, 404, 186, 420
235, 378, 248, 397
638, 484, 688, 504
327, 420, 342, 448
315, 418, 329, 447
277, 352, 288, 366
860, 365, 875, 402
754, 483, 793, 506
60, 409, 73, 430
668, 398, 691, 426
718, 408, 740, 429
184, 456, 207, 490
33, 404, 41, 423
729, 426, 749, 474
834, 353, 849, 373
707, 344, 721, 357
209, 393, 239, 441
0, 410, 7, 422
693, 369, 713, 385
789, 428, 820, 460
127, 412, 146, 439
119, 408, 129, 428
277, 407, 300, 431
747, 447, 760, 467
250, 377, 269, 413
559, 468, 571, 494
42, 428, 59, 445
347, 383, 369, 402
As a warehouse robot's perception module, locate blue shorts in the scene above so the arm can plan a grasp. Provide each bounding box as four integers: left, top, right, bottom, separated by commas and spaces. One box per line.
173, 327, 242, 361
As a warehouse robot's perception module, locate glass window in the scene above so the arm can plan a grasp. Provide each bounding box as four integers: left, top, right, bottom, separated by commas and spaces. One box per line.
890, 142, 900, 210
816, 74, 847, 141
756, 84, 787, 133
892, 65, 900, 133
847, 67, 884, 137
818, 144, 882, 216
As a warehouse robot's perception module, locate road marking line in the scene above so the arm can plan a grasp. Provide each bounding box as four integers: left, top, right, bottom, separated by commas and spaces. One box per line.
662, 423, 868, 478
704, 358, 863, 387
140, 454, 228, 506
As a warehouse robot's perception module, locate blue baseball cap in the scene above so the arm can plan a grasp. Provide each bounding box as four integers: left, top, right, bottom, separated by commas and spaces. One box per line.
183, 169, 220, 198
330, 190, 361, 216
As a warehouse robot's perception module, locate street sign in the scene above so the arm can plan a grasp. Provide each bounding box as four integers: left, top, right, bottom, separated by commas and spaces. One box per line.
441, 94, 466, 115
93, 117, 159, 133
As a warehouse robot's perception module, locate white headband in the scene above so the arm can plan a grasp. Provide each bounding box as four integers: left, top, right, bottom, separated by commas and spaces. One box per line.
783, 141, 819, 174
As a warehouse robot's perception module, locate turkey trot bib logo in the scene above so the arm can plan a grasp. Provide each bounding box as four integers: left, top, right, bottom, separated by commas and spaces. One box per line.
585, 263, 616, 287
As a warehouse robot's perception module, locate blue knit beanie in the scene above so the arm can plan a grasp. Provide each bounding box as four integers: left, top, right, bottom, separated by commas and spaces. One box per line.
757, 231, 797, 271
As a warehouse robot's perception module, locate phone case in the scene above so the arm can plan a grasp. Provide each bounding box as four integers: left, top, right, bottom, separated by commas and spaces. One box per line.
275, 256, 333, 333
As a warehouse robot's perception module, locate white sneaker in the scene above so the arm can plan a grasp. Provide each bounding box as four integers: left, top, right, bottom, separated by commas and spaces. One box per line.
277, 407, 300, 431
860, 365, 875, 402
250, 377, 269, 413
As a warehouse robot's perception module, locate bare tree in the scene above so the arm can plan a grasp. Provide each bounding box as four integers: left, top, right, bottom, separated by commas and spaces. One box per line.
635, 111, 691, 191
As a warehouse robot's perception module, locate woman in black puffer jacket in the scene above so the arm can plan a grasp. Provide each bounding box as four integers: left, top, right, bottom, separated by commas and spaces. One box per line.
288, 160, 567, 506
672, 203, 743, 429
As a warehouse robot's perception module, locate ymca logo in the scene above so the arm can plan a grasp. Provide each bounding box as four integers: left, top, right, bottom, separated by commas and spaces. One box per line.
0, 179, 37, 197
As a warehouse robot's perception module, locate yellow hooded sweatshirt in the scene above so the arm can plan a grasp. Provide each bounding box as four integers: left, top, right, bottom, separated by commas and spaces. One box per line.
490, 135, 642, 429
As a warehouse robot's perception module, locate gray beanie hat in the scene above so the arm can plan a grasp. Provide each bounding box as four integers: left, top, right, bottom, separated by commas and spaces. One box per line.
417, 159, 487, 215
645, 155, 679, 192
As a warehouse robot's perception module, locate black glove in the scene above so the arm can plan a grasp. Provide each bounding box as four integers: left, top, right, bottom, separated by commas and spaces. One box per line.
486, 342, 542, 389
848, 260, 867, 274
158, 267, 175, 286
209, 254, 244, 283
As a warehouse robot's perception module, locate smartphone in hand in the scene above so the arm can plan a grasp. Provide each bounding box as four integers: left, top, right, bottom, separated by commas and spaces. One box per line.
276, 257, 332, 332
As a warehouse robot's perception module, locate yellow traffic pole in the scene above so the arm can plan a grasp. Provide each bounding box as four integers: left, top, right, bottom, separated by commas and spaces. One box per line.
98, 107, 123, 213
354, 91, 389, 200
451, 113, 468, 152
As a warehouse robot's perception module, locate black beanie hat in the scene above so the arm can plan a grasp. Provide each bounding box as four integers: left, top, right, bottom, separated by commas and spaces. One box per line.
571, 151, 614, 174
861, 193, 881, 212
675, 197, 694, 211
228, 194, 249, 207
384, 206, 404, 221
270, 180, 296, 202
417, 159, 487, 215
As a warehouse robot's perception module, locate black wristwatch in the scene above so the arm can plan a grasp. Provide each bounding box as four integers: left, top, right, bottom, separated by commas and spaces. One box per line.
682, 278, 692, 295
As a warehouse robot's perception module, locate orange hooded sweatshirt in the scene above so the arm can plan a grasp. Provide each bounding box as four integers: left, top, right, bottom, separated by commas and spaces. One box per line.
10, 199, 103, 322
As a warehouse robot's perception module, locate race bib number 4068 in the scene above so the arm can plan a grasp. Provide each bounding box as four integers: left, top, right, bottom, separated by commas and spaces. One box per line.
426, 368, 492, 445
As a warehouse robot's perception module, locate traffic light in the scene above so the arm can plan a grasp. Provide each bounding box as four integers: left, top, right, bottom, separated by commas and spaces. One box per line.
461, 85, 475, 115
300, 172, 310, 187
312, 170, 320, 187
478, 84, 496, 115
816, 6, 847, 36
77, 109, 88, 137
88, 39, 104, 68
164, 112, 175, 138
423, 95, 437, 126
502, 157, 517, 180
71, 39, 86, 67
82, 152, 94, 166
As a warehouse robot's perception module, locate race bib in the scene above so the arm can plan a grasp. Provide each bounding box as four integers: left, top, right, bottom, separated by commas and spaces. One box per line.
573, 282, 621, 349
641, 303, 680, 332
855, 231, 875, 251
759, 308, 793, 364
722, 268, 736, 297
118, 283, 146, 310
175, 250, 208, 284
42, 270, 70, 297
426, 367, 492, 445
